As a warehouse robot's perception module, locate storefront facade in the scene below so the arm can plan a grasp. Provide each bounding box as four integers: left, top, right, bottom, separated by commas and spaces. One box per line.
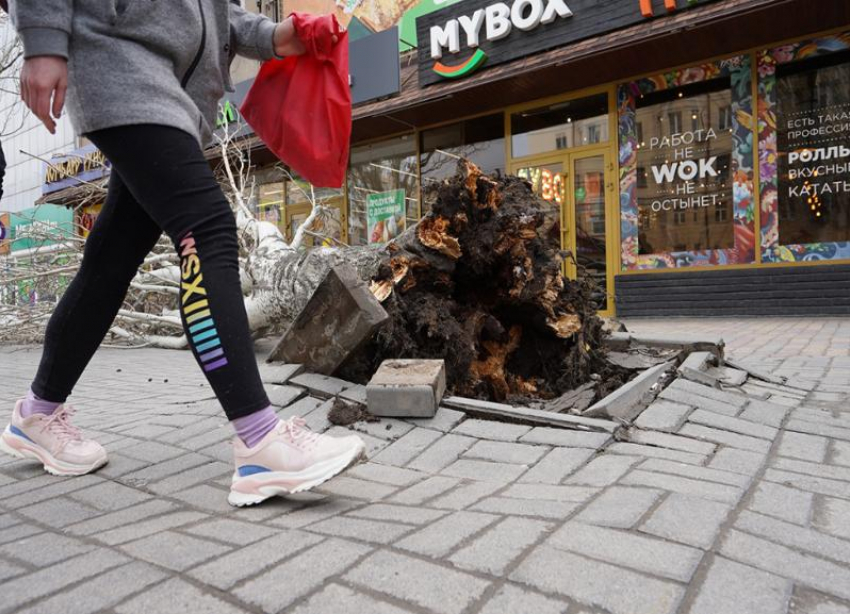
223, 0, 850, 316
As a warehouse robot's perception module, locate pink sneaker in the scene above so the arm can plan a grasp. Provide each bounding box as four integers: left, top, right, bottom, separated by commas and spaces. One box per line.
0, 400, 107, 476
229, 417, 366, 507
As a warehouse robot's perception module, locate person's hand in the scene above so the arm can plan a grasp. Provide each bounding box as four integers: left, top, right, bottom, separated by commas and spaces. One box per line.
273, 17, 306, 57
20, 56, 68, 135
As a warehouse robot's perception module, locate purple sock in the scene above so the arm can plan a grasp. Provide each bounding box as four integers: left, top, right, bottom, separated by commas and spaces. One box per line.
20, 389, 62, 418
232, 406, 279, 448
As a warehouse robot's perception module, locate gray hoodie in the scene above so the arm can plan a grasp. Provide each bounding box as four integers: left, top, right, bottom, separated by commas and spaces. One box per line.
10, 0, 278, 146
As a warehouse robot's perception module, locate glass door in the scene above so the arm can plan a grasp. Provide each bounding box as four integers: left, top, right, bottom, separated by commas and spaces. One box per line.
513, 150, 615, 314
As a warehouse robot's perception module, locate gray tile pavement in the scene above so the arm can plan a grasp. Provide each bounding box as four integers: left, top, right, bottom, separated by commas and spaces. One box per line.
0, 318, 849, 613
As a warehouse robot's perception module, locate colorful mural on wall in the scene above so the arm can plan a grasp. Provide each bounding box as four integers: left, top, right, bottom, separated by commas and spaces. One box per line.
758, 33, 850, 264
618, 55, 755, 270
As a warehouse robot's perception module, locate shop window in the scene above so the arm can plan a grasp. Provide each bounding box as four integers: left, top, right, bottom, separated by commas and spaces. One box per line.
634, 78, 736, 255
511, 93, 608, 158
774, 49, 850, 246
420, 114, 505, 186
348, 135, 418, 247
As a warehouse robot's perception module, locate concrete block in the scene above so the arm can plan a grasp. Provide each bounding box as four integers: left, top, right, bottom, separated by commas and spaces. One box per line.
583, 362, 673, 423
677, 351, 719, 388
268, 264, 388, 374
367, 359, 446, 418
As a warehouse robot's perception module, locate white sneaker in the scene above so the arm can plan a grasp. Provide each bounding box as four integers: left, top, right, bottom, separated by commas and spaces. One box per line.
229, 417, 366, 507
0, 400, 108, 476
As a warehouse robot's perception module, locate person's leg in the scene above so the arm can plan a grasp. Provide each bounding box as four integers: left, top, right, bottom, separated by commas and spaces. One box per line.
87, 125, 271, 420
85, 125, 364, 506
1, 172, 161, 475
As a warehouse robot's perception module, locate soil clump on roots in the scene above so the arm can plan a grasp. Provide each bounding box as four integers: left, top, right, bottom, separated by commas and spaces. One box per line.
337, 160, 629, 407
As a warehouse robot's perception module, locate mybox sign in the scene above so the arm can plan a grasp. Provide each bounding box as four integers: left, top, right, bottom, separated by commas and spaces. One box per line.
417, 0, 718, 86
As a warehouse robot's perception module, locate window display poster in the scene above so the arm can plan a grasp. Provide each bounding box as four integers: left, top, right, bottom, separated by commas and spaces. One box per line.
776, 59, 850, 245
367, 189, 406, 244
635, 89, 734, 254
0, 213, 9, 256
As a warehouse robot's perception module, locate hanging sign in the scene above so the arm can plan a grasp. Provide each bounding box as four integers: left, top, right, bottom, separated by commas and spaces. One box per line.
367, 189, 406, 244
417, 0, 719, 86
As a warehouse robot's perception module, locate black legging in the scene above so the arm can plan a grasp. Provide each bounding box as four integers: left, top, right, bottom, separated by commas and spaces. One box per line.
31, 125, 270, 420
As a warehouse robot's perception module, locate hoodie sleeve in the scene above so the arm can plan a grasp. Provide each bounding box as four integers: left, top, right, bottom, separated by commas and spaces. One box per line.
228, 0, 277, 62
8, 0, 73, 60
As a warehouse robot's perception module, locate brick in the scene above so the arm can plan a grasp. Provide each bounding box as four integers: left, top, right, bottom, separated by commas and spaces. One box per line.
309, 515, 413, 544
641, 493, 732, 549
815, 497, 850, 540
189, 530, 323, 590
622, 470, 743, 505
258, 362, 303, 385
1, 474, 105, 509
347, 463, 426, 487
278, 395, 324, 420
171, 484, 234, 514
473, 496, 582, 519
660, 387, 739, 417
65, 499, 178, 536
452, 419, 532, 442
95, 511, 208, 546
347, 503, 446, 525
266, 384, 304, 407
17, 497, 100, 528
679, 424, 772, 453
345, 550, 489, 614
548, 521, 702, 582
464, 440, 549, 465
773, 457, 850, 482
442, 459, 528, 482
688, 557, 791, 614
519, 448, 595, 485
607, 442, 708, 465
511, 546, 684, 614
268, 498, 360, 530
450, 516, 551, 575
575, 486, 662, 528
268, 264, 388, 374
290, 373, 354, 398
146, 461, 231, 495
367, 359, 446, 418
688, 409, 779, 440
667, 378, 748, 407
765, 469, 850, 499
0, 532, 93, 567
184, 518, 279, 546
736, 510, 850, 565
721, 530, 850, 601
289, 584, 410, 614
0, 549, 129, 613
120, 440, 185, 462
566, 454, 639, 487
119, 453, 210, 484
429, 480, 503, 510
372, 428, 444, 467
314, 476, 396, 501
20, 562, 166, 614
405, 407, 465, 433
478, 584, 569, 614
627, 430, 716, 455
396, 510, 499, 557
0, 524, 42, 546
834, 440, 850, 467
785, 419, 850, 442
0, 561, 24, 583
639, 458, 751, 487
339, 384, 367, 405
407, 434, 476, 473
708, 448, 767, 476
116, 577, 249, 614
501, 483, 597, 502
634, 399, 693, 432
750, 482, 814, 526
519, 428, 611, 449
738, 399, 789, 428
347, 416, 414, 441
120, 530, 230, 571
389, 476, 460, 505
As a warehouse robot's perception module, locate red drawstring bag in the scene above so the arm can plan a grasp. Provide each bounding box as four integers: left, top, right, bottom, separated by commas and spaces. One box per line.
240, 13, 351, 188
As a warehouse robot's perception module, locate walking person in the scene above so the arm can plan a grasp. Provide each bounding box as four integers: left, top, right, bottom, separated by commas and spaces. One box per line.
1, 0, 365, 507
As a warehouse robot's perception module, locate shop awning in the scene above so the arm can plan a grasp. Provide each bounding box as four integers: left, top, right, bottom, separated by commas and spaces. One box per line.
351, 0, 850, 142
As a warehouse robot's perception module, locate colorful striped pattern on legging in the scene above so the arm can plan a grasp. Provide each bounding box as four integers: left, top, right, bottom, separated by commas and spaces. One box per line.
179, 232, 228, 373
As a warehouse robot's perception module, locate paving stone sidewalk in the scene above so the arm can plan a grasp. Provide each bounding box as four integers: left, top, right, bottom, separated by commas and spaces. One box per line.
1, 317, 850, 614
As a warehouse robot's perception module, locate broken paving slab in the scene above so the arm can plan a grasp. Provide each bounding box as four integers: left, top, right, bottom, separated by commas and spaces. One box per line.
267, 264, 388, 374
367, 360, 447, 418
607, 332, 725, 360
290, 373, 358, 399
258, 363, 303, 385
583, 362, 674, 423
677, 352, 719, 388
443, 397, 619, 434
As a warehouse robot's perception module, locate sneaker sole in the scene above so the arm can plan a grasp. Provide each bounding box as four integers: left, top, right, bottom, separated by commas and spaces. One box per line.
0, 427, 108, 476
228, 441, 367, 507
